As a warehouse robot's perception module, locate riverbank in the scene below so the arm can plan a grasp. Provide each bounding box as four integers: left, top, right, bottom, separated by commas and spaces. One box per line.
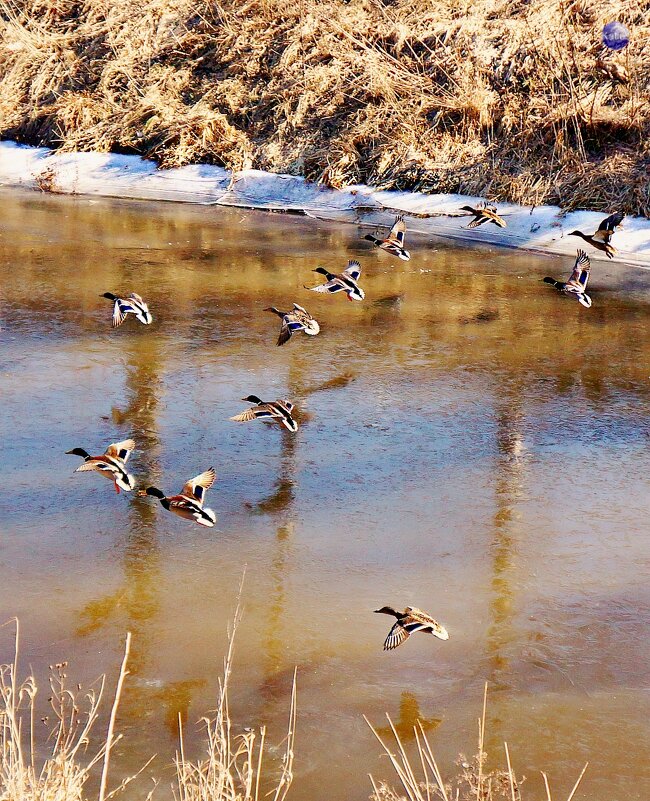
2, 140, 650, 266
0, 0, 648, 216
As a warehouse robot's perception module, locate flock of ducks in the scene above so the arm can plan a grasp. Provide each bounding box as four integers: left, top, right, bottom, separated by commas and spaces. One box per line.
542, 212, 625, 307
66, 204, 626, 650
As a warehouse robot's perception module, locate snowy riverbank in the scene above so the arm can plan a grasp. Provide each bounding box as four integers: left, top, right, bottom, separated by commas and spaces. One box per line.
1, 140, 649, 267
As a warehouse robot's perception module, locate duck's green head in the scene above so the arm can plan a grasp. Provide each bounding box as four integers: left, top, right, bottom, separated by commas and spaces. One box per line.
242, 395, 264, 405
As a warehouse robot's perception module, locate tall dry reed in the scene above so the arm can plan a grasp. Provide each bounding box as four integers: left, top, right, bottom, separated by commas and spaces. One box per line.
367, 685, 588, 801
173, 597, 296, 801
0, 621, 149, 801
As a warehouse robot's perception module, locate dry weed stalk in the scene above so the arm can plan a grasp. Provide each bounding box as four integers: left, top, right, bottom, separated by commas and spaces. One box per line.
0, 620, 147, 801
173, 595, 297, 801
367, 684, 588, 801
0, 0, 648, 213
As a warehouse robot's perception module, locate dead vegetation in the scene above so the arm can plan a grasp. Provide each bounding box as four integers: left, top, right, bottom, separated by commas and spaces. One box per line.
0, 611, 296, 801
0, 0, 648, 214
367, 686, 588, 801
0, 622, 143, 801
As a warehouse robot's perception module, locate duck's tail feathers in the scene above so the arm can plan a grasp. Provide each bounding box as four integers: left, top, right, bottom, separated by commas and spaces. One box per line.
281, 416, 299, 433
196, 507, 216, 527
116, 473, 135, 492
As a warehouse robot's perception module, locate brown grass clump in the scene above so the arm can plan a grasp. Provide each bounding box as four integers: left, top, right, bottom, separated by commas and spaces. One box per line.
0, 0, 649, 214
367, 686, 588, 801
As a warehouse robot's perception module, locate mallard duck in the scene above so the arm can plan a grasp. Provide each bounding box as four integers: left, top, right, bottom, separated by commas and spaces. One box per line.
138, 468, 216, 527
101, 292, 153, 327
543, 250, 592, 308
568, 212, 624, 259
305, 260, 365, 301
364, 215, 410, 261
264, 303, 320, 346
230, 396, 298, 432
460, 203, 507, 229
374, 606, 449, 651
66, 439, 136, 493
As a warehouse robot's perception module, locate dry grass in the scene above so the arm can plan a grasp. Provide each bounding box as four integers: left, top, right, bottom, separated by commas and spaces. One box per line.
174, 598, 297, 801
0, 608, 296, 801
0, 0, 648, 214
367, 685, 588, 801
0, 621, 146, 801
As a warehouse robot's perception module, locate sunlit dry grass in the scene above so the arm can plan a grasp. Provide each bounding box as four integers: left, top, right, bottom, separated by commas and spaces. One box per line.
0, 608, 296, 801
367, 685, 588, 801
0, 0, 648, 213
174, 598, 297, 801
0, 622, 144, 801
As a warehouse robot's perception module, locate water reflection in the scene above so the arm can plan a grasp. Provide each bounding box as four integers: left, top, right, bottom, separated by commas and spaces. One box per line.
485, 392, 525, 690
256, 365, 357, 708
3, 189, 650, 801
76, 333, 206, 737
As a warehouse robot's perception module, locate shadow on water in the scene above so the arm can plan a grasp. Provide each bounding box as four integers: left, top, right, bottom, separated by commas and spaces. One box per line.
375, 692, 442, 742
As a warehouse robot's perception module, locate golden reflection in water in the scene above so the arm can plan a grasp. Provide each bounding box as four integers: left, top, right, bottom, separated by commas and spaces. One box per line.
260, 522, 297, 705
481, 385, 527, 763
258, 359, 358, 707
4, 192, 650, 801
485, 390, 526, 689
75, 333, 206, 737
375, 692, 442, 742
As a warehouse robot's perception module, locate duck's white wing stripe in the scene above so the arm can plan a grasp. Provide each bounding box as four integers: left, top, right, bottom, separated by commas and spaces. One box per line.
343, 261, 362, 281
105, 439, 135, 462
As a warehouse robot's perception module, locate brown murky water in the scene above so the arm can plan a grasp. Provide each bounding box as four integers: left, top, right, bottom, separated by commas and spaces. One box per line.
1, 187, 650, 801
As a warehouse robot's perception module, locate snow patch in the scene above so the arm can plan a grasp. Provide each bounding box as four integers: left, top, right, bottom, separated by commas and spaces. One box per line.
1, 140, 648, 266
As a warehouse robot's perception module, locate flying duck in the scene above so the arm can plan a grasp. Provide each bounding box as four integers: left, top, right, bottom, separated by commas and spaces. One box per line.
139, 468, 217, 527
66, 439, 136, 493
230, 396, 298, 432
364, 215, 411, 261
101, 292, 153, 327
568, 212, 624, 259
264, 303, 320, 346
374, 606, 449, 651
460, 203, 507, 228
305, 260, 365, 301
543, 250, 592, 307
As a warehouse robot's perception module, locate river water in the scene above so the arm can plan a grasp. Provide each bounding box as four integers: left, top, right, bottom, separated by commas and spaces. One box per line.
1, 188, 649, 800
